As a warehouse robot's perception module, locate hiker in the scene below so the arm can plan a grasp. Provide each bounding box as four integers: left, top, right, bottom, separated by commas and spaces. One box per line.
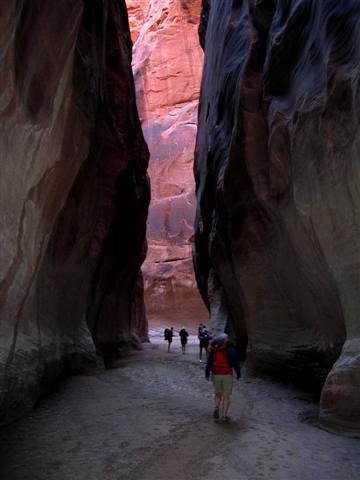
164, 327, 174, 352
198, 325, 211, 362
179, 327, 189, 354
205, 333, 241, 421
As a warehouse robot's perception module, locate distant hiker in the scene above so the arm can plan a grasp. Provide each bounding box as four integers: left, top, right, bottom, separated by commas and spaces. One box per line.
198, 324, 211, 362
179, 327, 189, 354
205, 333, 241, 422
164, 327, 174, 352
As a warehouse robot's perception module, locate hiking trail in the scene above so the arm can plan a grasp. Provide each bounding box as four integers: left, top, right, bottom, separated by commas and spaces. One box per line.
1, 334, 359, 480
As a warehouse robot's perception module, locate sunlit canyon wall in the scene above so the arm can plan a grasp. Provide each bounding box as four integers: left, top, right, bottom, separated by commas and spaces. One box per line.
194, 0, 360, 435
127, 0, 208, 329
0, 0, 149, 424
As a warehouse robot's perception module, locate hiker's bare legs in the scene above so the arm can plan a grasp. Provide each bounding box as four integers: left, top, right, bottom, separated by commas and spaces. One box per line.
213, 393, 222, 419
199, 345, 203, 361
168, 341, 171, 353
223, 396, 230, 417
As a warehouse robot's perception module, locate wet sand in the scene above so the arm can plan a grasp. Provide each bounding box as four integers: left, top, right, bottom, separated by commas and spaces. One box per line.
0, 333, 359, 480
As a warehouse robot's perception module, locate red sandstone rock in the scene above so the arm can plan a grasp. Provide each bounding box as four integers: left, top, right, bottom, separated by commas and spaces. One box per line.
128, 0, 208, 325
195, 0, 360, 435
0, 0, 149, 424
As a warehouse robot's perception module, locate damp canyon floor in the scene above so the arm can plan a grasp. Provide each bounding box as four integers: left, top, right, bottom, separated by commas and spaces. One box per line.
1, 333, 360, 480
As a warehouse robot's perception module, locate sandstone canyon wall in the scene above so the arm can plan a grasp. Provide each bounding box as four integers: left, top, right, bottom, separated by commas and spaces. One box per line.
194, 0, 360, 435
0, 0, 149, 425
127, 0, 208, 327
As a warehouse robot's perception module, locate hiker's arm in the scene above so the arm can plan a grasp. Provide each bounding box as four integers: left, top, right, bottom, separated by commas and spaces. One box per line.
205, 352, 213, 379
229, 348, 241, 379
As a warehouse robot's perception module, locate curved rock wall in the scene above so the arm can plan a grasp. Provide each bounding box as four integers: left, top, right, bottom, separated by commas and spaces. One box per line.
194, 0, 360, 434
127, 0, 208, 326
0, 0, 149, 424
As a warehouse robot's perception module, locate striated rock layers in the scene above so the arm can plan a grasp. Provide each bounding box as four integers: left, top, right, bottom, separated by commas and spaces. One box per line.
194, 0, 360, 435
0, 0, 149, 424
127, 0, 208, 325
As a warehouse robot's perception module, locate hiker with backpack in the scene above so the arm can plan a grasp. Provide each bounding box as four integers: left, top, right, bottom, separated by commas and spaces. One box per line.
164, 327, 174, 352
179, 327, 189, 354
198, 324, 211, 362
205, 333, 241, 422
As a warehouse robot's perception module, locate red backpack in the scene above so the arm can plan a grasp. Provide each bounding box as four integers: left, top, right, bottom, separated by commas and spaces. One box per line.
211, 344, 232, 375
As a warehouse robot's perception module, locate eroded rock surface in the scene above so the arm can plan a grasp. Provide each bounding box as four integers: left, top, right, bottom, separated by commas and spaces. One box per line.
194, 0, 360, 434
127, 0, 208, 325
0, 0, 149, 424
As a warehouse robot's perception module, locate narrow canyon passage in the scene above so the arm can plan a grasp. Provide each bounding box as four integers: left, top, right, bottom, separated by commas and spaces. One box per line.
127, 0, 209, 331
1, 340, 360, 480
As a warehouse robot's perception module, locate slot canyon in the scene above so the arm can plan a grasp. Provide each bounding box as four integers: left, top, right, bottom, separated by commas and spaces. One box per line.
0, 1, 360, 479
127, 0, 208, 331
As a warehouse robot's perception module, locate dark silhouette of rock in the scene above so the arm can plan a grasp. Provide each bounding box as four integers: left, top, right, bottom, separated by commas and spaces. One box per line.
0, 0, 149, 425
194, 0, 360, 435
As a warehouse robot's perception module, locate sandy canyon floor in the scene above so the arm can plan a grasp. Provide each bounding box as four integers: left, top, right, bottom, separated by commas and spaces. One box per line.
1, 332, 360, 480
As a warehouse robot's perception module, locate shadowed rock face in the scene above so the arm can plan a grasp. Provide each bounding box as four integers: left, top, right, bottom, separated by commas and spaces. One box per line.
127, 0, 208, 325
195, 0, 360, 434
0, 0, 150, 424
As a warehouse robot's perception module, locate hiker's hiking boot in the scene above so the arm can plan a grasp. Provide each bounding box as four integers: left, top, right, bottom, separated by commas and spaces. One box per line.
213, 407, 220, 420
222, 416, 231, 422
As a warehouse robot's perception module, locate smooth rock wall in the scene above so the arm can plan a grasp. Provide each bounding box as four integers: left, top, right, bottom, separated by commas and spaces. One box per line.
0, 0, 149, 424
127, 0, 208, 325
194, 0, 360, 434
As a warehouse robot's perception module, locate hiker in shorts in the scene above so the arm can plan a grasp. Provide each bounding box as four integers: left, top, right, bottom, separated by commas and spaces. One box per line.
179, 327, 189, 354
198, 325, 211, 362
205, 333, 241, 421
164, 327, 174, 352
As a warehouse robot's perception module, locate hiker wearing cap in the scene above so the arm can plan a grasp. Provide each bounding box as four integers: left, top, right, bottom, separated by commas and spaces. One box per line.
205, 333, 241, 421
179, 327, 189, 354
